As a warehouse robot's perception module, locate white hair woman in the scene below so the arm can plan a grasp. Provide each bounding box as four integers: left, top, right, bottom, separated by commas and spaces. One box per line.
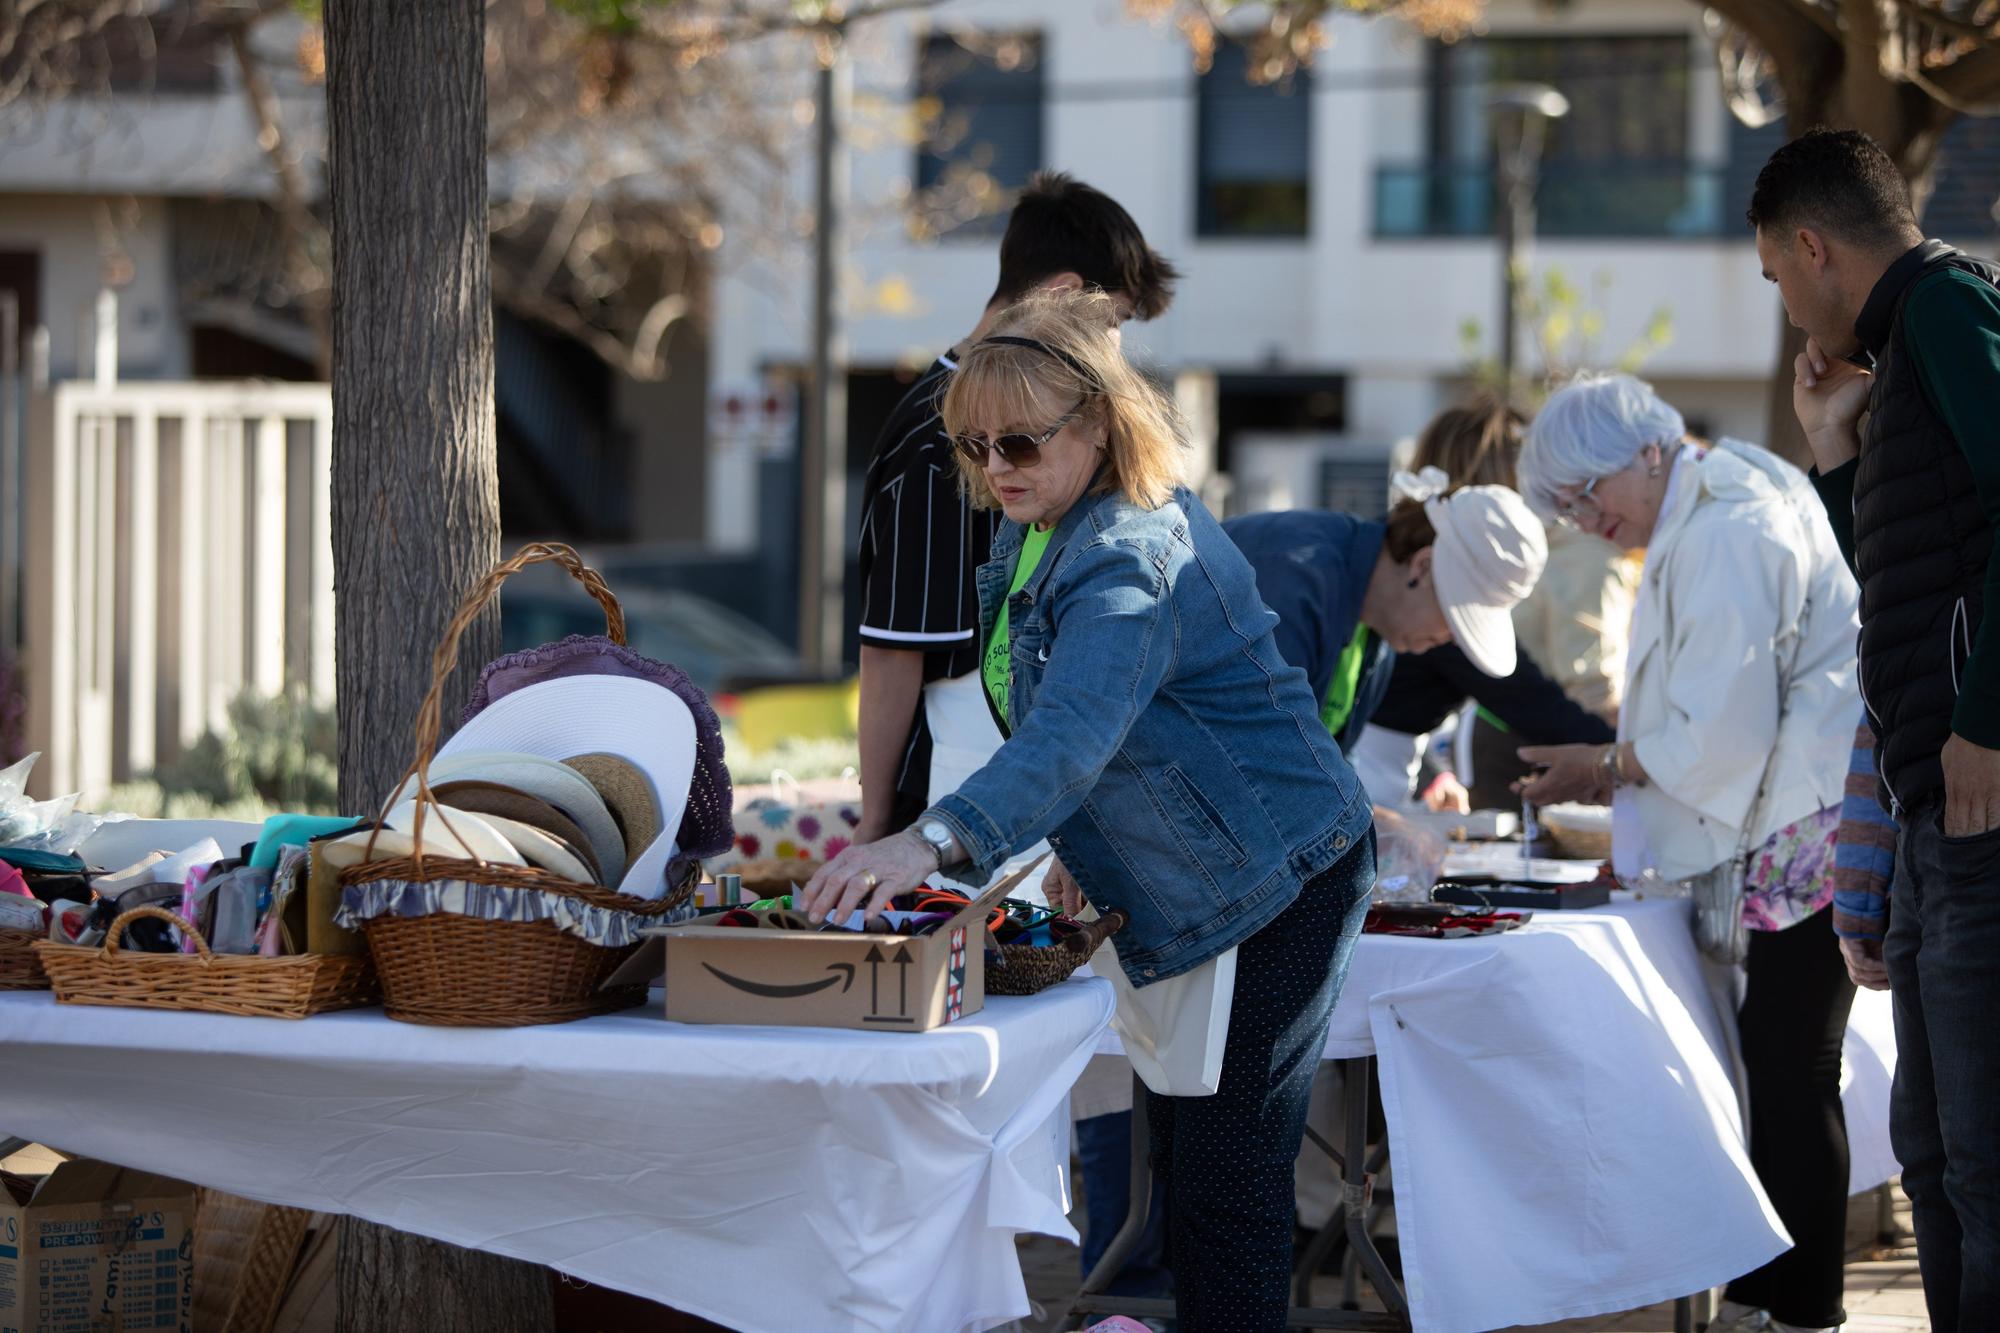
1516, 372, 1861, 1333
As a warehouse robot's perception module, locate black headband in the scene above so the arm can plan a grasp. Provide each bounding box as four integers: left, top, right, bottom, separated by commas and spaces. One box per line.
974, 335, 1101, 390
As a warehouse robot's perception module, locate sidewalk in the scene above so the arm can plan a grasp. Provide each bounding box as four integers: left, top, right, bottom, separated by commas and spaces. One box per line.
1019, 1185, 1928, 1332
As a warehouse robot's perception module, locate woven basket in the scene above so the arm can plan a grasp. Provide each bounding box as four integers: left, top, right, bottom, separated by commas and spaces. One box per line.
985, 910, 1126, 997
195, 1189, 313, 1333
0, 926, 48, 990
342, 543, 695, 1028
33, 907, 379, 1020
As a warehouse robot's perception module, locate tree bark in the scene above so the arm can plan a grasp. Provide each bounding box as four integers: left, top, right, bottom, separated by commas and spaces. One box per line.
326, 0, 503, 815
324, 1, 538, 1327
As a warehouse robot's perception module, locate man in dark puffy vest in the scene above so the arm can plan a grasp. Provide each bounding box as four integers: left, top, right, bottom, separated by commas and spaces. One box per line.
1753, 127, 2000, 1332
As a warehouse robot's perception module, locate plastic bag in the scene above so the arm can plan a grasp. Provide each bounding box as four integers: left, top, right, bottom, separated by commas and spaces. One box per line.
1372, 805, 1448, 904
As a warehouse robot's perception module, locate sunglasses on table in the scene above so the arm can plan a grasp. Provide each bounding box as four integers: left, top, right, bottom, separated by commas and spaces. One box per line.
949, 399, 1087, 469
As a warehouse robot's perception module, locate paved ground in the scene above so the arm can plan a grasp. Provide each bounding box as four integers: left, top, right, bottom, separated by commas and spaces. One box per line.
1017, 1183, 1929, 1332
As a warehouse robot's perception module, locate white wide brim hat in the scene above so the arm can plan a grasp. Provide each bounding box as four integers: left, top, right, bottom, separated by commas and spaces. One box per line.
1404, 472, 1549, 678
438, 676, 695, 900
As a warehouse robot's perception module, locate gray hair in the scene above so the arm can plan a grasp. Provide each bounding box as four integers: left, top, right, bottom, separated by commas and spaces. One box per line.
1517, 372, 1687, 519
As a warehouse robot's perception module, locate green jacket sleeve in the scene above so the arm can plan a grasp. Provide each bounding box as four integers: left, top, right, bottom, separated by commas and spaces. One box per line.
1808, 460, 1859, 578
1906, 269, 2000, 749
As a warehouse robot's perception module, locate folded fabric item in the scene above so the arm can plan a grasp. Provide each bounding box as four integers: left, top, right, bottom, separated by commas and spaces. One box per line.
432, 780, 603, 883
250, 816, 362, 871
463, 635, 733, 865
336, 877, 696, 949
390, 754, 625, 886
93, 851, 171, 900
305, 838, 365, 958
0, 891, 45, 931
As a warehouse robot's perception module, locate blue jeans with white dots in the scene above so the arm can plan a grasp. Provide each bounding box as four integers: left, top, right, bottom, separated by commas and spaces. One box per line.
1145, 831, 1375, 1331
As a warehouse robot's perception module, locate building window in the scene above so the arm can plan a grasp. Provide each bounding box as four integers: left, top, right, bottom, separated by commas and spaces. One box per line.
1377, 33, 1716, 238
1197, 41, 1311, 238
913, 32, 1044, 239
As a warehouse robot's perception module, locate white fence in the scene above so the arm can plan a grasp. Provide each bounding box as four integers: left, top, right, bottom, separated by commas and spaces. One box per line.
22, 381, 334, 800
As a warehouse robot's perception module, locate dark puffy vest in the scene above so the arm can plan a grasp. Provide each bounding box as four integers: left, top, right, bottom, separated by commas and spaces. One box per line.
1852, 250, 2000, 809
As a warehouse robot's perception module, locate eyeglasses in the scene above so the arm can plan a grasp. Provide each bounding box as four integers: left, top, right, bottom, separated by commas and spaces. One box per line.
1553, 476, 1602, 529
950, 399, 1086, 469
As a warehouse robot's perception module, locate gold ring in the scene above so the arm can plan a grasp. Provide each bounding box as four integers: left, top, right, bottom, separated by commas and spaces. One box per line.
861, 872, 879, 891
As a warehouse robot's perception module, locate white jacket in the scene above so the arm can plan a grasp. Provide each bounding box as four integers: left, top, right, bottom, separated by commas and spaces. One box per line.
1622, 440, 1860, 882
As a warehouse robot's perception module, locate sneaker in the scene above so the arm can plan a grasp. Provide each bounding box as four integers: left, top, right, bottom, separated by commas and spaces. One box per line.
1767, 1323, 1838, 1333
1084, 1320, 1158, 1333
1709, 1303, 1770, 1333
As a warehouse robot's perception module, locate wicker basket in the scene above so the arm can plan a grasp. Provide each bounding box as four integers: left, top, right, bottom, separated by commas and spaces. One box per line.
0, 926, 48, 990
985, 910, 1126, 997
1539, 803, 1614, 862
341, 543, 695, 1028
33, 907, 379, 1020
195, 1189, 314, 1333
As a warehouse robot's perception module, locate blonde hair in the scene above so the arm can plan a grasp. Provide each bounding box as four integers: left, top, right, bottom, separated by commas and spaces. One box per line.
1410, 396, 1526, 489
940, 289, 1187, 512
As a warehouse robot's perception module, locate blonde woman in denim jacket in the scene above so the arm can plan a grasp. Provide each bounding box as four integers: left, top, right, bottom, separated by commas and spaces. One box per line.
801, 290, 1375, 1329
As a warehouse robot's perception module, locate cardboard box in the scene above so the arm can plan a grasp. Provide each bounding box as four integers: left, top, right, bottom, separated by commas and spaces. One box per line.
609, 858, 1041, 1032
0, 1160, 195, 1333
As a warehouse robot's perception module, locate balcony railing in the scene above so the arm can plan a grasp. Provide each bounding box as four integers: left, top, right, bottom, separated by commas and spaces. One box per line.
1374, 162, 1732, 240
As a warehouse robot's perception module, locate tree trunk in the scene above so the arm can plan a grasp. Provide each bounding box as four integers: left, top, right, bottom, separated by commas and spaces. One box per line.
323, 1, 539, 1328
325, 0, 503, 815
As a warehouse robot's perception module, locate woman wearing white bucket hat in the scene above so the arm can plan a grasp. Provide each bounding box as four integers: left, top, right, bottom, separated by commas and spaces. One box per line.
1223, 466, 1551, 765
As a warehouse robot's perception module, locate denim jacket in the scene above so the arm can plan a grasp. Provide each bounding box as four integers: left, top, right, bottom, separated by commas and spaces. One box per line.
923, 486, 1372, 986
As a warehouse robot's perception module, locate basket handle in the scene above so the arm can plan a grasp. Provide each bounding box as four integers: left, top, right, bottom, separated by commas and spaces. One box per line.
1061, 908, 1126, 956
367, 543, 627, 868
102, 906, 212, 961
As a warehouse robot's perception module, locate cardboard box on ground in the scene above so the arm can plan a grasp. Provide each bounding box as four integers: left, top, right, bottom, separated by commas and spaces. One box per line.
0, 1161, 195, 1333
607, 857, 1046, 1031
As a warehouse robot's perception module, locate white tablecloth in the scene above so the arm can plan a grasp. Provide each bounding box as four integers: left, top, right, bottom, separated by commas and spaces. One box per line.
0, 981, 1116, 1333
1092, 895, 1898, 1333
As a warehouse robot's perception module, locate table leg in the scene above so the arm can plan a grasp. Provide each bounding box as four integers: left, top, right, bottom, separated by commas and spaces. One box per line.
1075, 1071, 1155, 1302
1339, 1058, 1407, 1320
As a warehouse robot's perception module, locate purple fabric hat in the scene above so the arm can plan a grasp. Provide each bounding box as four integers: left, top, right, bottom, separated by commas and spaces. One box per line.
463, 636, 733, 884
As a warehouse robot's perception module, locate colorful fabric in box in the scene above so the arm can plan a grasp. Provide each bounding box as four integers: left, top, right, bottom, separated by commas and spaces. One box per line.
710, 796, 863, 870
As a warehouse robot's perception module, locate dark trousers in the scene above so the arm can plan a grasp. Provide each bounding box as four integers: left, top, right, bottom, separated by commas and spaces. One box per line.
1722, 906, 1856, 1328
1145, 835, 1374, 1332
1886, 801, 2000, 1332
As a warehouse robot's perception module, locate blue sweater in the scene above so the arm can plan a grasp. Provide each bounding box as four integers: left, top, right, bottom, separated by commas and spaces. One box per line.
1222, 509, 1393, 751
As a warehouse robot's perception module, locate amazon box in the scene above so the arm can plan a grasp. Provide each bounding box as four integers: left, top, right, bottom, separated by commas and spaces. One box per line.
610, 860, 1039, 1032
0, 1160, 195, 1333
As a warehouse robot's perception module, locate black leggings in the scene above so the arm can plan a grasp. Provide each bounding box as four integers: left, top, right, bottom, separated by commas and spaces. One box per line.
1724, 906, 1857, 1329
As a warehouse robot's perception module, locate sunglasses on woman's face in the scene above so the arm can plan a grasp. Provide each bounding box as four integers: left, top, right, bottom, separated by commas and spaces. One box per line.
950, 399, 1086, 470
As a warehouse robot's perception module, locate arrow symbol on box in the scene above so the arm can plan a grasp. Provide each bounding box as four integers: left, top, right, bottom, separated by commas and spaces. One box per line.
892, 943, 914, 1016
865, 943, 885, 1012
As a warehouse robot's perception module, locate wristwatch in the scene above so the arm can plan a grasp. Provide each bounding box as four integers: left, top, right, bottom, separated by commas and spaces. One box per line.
914, 819, 959, 870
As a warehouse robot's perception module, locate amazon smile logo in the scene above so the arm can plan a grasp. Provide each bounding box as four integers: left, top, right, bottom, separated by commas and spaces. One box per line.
700, 961, 855, 999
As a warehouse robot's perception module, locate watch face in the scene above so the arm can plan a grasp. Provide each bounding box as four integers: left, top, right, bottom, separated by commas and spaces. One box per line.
919, 820, 950, 847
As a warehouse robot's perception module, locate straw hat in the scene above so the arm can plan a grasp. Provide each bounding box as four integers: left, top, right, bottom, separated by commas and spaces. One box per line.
439, 676, 696, 899
561, 753, 660, 872
432, 779, 604, 883
473, 813, 599, 884
391, 753, 627, 886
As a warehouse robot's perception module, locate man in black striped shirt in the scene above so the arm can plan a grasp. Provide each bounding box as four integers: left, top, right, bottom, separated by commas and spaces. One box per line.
854, 172, 1180, 842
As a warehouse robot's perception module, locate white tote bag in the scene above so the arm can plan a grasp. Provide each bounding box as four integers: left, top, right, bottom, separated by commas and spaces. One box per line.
1090, 930, 1238, 1098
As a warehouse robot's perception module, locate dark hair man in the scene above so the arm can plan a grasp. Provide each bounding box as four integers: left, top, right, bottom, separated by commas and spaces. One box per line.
1753, 125, 2000, 1332
853, 172, 1179, 847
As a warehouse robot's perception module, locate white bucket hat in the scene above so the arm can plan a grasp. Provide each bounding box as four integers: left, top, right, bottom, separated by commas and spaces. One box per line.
1395, 467, 1548, 678
438, 676, 696, 900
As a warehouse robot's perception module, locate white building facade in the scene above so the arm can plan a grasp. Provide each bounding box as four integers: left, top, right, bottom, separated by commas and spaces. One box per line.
703, 0, 1896, 551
